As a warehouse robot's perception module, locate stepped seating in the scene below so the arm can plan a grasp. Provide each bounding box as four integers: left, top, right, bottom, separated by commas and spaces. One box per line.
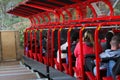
0, 61, 43, 80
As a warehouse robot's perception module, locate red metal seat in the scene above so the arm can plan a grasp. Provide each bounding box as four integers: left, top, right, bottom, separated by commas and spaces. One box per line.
103, 77, 113, 80
62, 63, 69, 74
117, 75, 120, 80
85, 72, 96, 80
29, 50, 33, 58
37, 54, 43, 62
33, 53, 37, 60
43, 56, 47, 65
73, 67, 80, 77
54, 58, 60, 70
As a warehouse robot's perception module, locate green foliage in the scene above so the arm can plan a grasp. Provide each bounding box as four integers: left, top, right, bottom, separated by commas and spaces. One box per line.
0, 0, 28, 47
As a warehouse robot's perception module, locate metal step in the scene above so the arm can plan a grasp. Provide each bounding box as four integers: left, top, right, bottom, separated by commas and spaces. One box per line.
0, 61, 41, 80
0, 73, 39, 80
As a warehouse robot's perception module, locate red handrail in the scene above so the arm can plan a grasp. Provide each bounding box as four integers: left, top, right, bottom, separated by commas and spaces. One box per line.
95, 25, 101, 80
67, 28, 73, 76
58, 28, 62, 71
51, 28, 55, 67
39, 29, 43, 62
79, 26, 85, 80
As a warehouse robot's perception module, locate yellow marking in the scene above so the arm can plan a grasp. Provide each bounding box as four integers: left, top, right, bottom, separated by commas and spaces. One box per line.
81, 26, 85, 31
59, 28, 62, 31
40, 29, 42, 32
69, 28, 72, 32
97, 25, 101, 30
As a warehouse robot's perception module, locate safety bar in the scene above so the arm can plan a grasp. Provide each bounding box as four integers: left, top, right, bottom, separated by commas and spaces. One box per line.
51, 28, 55, 67
58, 28, 62, 71
95, 25, 101, 80
79, 26, 85, 80
67, 28, 73, 76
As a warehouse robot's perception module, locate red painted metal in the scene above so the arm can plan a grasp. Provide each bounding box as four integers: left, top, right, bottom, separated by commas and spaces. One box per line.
14, 8, 37, 15
53, 11, 60, 22
35, 15, 41, 27
24, 3, 54, 12
48, 0, 69, 6
34, 29, 37, 60
95, 25, 101, 80
7, 0, 120, 80
27, 0, 60, 8
18, 5, 43, 13
30, 29, 33, 58
79, 26, 85, 80
10, 11, 28, 17
44, 13, 51, 22
58, 28, 62, 71
37, 13, 45, 24
39, 29, 43, 62
51, 28, 55, 67
34, 21, 120, 29
67, 28, 73, 76
76, 6, 83, 19
7, 11, 27, 17
47, 29, 51, 66
13, 8, 34, 16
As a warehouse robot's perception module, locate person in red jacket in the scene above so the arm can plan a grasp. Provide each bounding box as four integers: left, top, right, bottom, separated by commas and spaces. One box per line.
74, 30, 102, 77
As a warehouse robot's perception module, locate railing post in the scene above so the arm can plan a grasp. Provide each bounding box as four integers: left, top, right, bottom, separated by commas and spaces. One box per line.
95, 25, 101, 80
67, 27, 73, 76
79, 26, 85, 80
58, 28, 62, 71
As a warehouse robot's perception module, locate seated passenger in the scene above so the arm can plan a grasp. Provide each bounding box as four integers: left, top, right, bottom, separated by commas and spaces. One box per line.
57, 41, 68, 63
101, 30, 114, 51
93, 35, 120, 77
105, 30, 114, 49
66, 31, 79, 65
70, 31, 79, 65
74, 30, 95, 77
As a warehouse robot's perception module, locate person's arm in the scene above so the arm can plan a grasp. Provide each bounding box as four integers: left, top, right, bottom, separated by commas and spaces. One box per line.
99, 50, 111, 58
74, 43, 79, 57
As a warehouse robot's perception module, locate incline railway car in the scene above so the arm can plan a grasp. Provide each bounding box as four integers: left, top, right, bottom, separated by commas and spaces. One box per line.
7, 0, 120, 80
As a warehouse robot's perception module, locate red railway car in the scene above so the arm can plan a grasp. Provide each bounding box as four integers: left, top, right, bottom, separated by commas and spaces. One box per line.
7, 0, 120, 80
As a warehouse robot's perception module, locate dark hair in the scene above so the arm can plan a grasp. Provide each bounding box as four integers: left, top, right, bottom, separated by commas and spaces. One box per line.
106, 31, 114, 49
71, 31, 79, 42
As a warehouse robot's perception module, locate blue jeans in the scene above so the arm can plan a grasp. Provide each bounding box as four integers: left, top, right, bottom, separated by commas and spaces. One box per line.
107, 60, 116, 77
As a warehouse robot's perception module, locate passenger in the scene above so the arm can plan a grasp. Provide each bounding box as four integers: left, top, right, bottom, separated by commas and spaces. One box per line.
92, 35, 120, 78
70, 31, 79, 65
65, 31, 79, 65
100, 31, 107, 52
32, 39, 35, 53
105, 30, 114, 49
25, 44, 29, 55
36, 40, 40, 53
57, 41, 68, 63
42, 35, 47, 56
28, 41, 31, 50
100, 30, 114, 52
74, 30, 95, 77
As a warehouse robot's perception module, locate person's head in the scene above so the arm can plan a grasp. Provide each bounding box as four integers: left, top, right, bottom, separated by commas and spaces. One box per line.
71, 31, 79, 42
105, 30, 114, 49
105, 30, 114, 41
83, 30, 94, 46
110, 35, 120, 50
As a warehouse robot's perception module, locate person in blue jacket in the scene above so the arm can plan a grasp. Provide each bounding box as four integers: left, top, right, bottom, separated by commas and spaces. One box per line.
93, 35, 120, 77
